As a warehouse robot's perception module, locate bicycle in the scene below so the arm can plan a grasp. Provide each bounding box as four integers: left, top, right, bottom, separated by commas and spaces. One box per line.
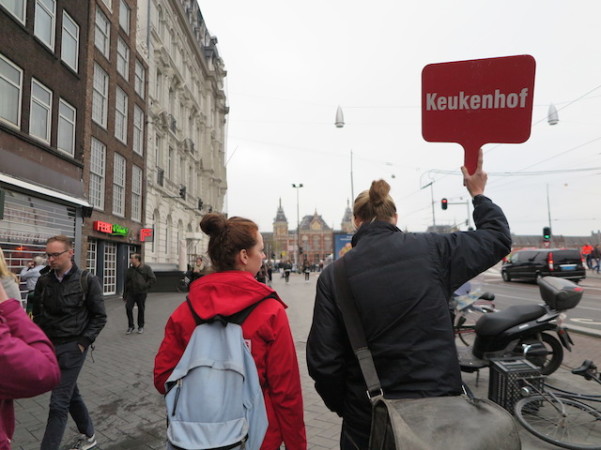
514, 359, 601, 450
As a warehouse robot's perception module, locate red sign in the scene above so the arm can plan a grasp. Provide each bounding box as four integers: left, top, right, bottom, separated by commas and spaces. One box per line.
93, 220, 113, 234
140, 228, 154, 242
422, 55, 536, 174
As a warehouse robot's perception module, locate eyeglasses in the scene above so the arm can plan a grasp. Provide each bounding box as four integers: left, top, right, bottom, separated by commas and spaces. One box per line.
46, 250, 69, 258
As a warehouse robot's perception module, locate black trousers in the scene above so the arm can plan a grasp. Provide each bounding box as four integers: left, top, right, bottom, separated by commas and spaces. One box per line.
125, 292, 147, 328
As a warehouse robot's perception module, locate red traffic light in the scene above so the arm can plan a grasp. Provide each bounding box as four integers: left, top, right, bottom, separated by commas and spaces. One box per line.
441, 198, 448, 210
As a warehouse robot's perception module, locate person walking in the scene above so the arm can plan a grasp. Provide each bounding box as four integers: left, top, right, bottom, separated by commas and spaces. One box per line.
32, 235, 106, 450
19, 255, 46, 314
306, 150, 512, 449
0, 281, 60, 450
123, 253, 156, 335
154, 214, 307, 449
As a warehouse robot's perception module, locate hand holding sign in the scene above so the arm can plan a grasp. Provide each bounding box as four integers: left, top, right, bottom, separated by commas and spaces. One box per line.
422, 55, 536, 174
461, 148, 487, 198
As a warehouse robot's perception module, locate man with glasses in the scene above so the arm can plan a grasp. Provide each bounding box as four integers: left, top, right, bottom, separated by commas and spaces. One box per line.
32, 235, 106, 450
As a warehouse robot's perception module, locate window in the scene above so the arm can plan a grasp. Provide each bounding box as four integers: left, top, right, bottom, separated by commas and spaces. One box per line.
155, 134, 162, 167
86, 239, 97, 275
61, 11, 79, 71
90, 138, 106, 209
0, 54, 22, 127
134, 60, 145, 98
168, 147, 174, 179
113, 153, 126, 216
133, 105, 143, 155
119, 0, 130, 34
1, 0, 26, 23
57, 99, 76, 155
34, 0, 56, 49
116, 38, 129, 78
30, 79, 52, 143
94, 7, 110, 58
92, 63, 108, 127
155, 69, 161, 100
115, 87, 128, 143
100, 0, 111, 11
131, 165, 142, 222
103, 242, 117, 295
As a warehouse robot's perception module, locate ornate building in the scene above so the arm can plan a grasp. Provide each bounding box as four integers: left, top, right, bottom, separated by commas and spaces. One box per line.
137, 0, 227, 277
271, 201, 338, 265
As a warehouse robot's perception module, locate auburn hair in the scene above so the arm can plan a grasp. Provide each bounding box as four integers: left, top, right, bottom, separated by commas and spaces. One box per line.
200, 213, 259, 271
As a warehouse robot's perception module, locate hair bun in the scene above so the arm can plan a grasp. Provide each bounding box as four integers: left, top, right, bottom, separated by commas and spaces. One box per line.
200, 213, 227, 238
369, 180, 391, 207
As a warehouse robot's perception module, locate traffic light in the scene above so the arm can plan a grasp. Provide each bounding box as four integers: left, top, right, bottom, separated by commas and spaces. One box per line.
179, 186, 186, 200
441, 198, 448, 210
543, 226, 551, 241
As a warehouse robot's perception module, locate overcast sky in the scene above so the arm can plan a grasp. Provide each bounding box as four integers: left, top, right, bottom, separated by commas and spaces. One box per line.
199, 0, 601, 237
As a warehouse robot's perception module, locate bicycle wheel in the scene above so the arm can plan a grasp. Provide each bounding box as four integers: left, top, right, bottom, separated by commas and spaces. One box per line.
515, 395, 601, 450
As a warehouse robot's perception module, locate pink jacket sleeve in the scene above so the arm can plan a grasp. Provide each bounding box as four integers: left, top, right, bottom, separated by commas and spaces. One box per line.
0, 299, 60, 399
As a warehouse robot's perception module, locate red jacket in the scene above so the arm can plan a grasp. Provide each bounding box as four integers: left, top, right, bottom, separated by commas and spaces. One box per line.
0, 299, 60, 449
154, 271, 307, 450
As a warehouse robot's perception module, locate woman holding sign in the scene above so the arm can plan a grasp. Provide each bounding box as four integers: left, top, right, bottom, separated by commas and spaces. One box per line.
307, 149, 511, 449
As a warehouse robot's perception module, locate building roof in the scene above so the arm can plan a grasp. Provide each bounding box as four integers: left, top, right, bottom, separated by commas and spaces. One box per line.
273, 198, 288, 223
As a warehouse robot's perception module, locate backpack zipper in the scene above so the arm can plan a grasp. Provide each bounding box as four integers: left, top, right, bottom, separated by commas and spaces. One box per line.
171, 379, 182, 416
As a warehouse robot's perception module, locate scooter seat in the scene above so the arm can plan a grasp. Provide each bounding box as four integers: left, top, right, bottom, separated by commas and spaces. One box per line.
475, 304, 547, 337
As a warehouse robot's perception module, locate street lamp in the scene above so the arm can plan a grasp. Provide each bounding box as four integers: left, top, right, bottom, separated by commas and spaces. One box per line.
419, 171, 436, 227
292, 183, 303, 266
334, 106, 354, 201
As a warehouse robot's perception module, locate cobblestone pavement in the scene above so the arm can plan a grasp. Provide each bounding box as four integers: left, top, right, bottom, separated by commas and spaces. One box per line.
11, 272, 601, 449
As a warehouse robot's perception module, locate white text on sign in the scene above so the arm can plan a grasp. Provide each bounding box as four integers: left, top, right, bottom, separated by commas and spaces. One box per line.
426, 88, 529, 111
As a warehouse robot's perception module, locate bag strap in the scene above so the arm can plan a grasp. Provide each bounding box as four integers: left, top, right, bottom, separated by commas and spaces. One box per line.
186, 293, 277, 327
332, 258, 383, 401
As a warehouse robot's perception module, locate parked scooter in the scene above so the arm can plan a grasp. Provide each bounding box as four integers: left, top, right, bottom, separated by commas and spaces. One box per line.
457, 277, 583, 376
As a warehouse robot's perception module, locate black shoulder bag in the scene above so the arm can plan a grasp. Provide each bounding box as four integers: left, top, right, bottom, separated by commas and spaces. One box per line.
332, 258, 521, 450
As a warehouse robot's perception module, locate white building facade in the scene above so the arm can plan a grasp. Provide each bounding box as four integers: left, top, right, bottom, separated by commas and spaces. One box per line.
137, 0, 227, 274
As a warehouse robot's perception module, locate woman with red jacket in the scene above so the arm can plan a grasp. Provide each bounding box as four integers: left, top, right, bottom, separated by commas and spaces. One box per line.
154, 214, 306, 449
0, 278, 60, 449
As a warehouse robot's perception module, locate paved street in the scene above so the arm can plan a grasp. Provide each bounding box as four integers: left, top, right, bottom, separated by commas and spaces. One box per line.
12, 271, 601, 449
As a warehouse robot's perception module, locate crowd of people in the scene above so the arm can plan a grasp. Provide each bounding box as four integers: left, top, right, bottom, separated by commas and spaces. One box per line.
6, 149, 600, 449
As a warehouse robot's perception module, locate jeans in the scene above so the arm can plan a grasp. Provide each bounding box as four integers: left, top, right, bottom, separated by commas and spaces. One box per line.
340, 421, 370, 450
41, 342, 93, 450
126, 293, 147, 328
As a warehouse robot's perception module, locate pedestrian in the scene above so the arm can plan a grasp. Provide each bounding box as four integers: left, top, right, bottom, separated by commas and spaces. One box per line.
581, 243, 593, 269
306, 150, 512, 449
0, 248, 21, 303
154, 214, 307, 449
283, 260, 292, 283
303, 260, 310, 282
591, 244, 601, 273
123, 253, 156, 335
0, 281, 61, 450
256, 262, 268, 284
19, 255, 46, 314
32, 235, 107, 450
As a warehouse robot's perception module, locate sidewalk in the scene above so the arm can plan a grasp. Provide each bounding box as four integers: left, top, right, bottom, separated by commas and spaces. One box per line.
11, 276, 601, 449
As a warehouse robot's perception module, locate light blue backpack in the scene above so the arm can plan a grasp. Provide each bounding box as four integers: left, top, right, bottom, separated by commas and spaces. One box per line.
164, 297, 271, 449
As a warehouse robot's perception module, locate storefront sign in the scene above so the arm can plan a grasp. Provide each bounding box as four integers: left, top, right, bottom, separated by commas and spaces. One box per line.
422, 54, 536, 174
140, 228, 154, 242
93, 220, 129, 236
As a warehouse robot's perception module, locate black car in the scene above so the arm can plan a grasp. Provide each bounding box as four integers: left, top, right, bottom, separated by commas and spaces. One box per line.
501, 248, 586, 283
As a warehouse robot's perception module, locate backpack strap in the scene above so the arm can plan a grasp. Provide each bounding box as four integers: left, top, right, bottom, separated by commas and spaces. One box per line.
186, 293, 278, 327
81, 269, 90, 303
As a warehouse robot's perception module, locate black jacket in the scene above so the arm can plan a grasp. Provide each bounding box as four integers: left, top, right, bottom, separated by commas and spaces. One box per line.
33, 264, 106, 348
124, 263, 156, 297
306, 195, 511, 434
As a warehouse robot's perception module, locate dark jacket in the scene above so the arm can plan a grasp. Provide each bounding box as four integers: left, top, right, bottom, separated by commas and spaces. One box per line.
124, 263, 156, 297
32, 264, 106, 349
306, 195, 511, 435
